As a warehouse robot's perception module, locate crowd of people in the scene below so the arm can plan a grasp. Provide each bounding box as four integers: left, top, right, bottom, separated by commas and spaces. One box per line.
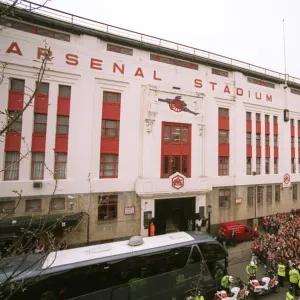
252, 210, 300, 270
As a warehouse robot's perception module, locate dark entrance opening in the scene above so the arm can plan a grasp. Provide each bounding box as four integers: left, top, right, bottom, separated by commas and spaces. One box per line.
154, 197, 196, 235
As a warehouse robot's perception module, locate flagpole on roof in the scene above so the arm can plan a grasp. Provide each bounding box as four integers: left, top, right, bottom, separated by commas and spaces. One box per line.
282, 19, 287, 86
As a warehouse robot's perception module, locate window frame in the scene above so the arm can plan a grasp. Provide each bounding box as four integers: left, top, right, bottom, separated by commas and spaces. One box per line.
218, 130, 229, 144
0, 201, 15, 214
256, 133, 261, 146
265, 115, 269, 122
265, 134, 270, 146
274, 158, 278, 174
7, 111, 22, 132
273, 116, 278, 124
246, 112, 251, 120
256, 113, 260, 121
256, 158, 261, 175
274, 135, 278, 147
56, 115, 69, 135
98, 195, 118, 221
58, 85, 71, 97
266, 186, 272, 203
293, 184, 297, 201
246, 132, 251, 145
103, 91, 121, 104
219, 188, 231, 208
247, 187, 254, 206
246, 158, 252, 175
4, 152, 20, 181
34, 113, 47, 133
10, 78, 25, 91
291, 158, 295, 173
100, 154, 119, 178
50, 198, 65, 210
275, 185, 280, 202
265, 158, 270, 174
257, 186, 264, 204
54, 152, 67, 179
25, 199, 42, 212
218, 108, 229, 117
218, 157, 229, 176
31, 152, 45, 180
101, 119, 120, 138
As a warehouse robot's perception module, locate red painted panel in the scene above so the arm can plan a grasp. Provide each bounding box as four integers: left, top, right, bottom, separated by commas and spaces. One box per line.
100, 138, 119, 154
265, 146, 270, 158
274, 124, 278, 135
256, 121, 261, 133
291, 148, 295, 158
102, 103, 120, 120
8, 90, 24, 111
218, 116, 229, 130
34, 94, 49, 114
5, 132, 21, 151
55, 135, 68, 152
298, 148, 300, 157
31, 133, 46, 152
265, 122, 270, 134
247, 145, 252, 157
218, 144, 230, 156
291, 125, 295, 137
256, 146, 261, 157
298, 128, 300, 137
57, 97, 70, 116
246, 120, 252, 132
274, 146, 278, 158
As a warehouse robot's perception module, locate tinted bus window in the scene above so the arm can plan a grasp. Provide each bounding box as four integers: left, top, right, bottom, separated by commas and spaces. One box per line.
198, 242, 226, 261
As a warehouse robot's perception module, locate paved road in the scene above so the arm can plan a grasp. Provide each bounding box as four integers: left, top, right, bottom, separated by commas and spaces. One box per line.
228, 255, 288, 299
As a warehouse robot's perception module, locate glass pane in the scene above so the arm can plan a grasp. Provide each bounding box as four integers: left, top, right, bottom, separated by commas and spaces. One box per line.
104, 92, 120, 103
182, 156, 188, 176
36, 27, 54, 38
172, 156, 180, 174
37, 82, 49, 94
11, 79, 25, 91
59, 85, 71, 97
56, 153, 67, 162
182, 127, 188, 143
172, 126, 181, 142
163, 156, 169, 177
57, 116, 69, 126
35, 114, 47, 123
35, 124, 47, 133
104, 155, 114, 162
164, 125, 170, 142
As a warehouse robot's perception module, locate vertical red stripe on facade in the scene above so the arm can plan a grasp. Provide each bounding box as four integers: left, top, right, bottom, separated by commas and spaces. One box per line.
5, 79, 25, 152
273, 123, 278, 135
265, 122, 270, 134
256, 120, 261, 133
246, 119, 252, 133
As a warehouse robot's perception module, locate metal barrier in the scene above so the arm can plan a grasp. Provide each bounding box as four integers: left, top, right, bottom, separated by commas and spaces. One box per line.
228, 247, 252, 265
2, 0, 300, 85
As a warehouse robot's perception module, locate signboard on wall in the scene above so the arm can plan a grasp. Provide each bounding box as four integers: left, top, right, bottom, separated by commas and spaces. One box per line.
124, 205, 135, 215
283, 173, 291, 188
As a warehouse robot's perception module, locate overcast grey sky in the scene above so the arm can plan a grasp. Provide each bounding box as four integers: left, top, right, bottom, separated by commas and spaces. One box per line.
34, 0, 300, 78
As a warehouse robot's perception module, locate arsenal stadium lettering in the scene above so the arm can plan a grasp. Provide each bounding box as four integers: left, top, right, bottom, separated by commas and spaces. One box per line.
6, 41, 272, 102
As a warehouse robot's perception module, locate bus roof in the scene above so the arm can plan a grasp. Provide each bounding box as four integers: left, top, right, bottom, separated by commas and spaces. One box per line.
42, 232, 202, 269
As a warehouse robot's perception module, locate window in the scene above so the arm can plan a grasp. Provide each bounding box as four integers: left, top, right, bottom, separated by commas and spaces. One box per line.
4, 152, 20, 181
291, 158, 295, 173
218, 108, 229, 116
274, 158, 278, 174
0, 201, 15, 214
257, 186, 264, 204
31, 152, 45, 180
275, 185, 280, 202
50, 198, 65, 210
10, 78, 25, 91
162, 123, 191, 177
98, 195, 118, 221
56, 116, 69, 134
218, 157, 229, 176
291, 119, 294, 126
100, 154, 118, 178
256, 158, 261, 175
265, 115, 269, 122
256, 113, 260, 121
34, 114, 47, 133
36, 82, 49, 95
25, 199, 41, 212
247, 158, 251, 175
265, 158, 270, 174
101, 120, 120, 137
265, 134, 270, 146
299, 158, 300, 173
293, 184, 297, 201
256, 134, 261, 146
247, 187, 254, 206
274, 135, 278, 147
219, 130, 229, 144
246, 133, 251, 145
246, 112, 251, 120
103, 91, 121, 103
54, 153, 67, 179
266, 186, 272, 203
7, 111, 22, 132
273, 116, 278, 124
219, 189, 230, 208
291, 136, 295, 148
298, 137, 300, 149
59, 85, 71, 97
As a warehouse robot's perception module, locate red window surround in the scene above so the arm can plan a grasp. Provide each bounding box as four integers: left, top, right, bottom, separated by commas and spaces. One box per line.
5, 79, 24, 152
246, 112, 252, 133
55, 85, 71, 153
101, 92, 121, 155
161, 122, 191, 178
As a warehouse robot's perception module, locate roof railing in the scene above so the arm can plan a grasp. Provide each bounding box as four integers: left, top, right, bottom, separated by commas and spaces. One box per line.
2, 0, 300, 86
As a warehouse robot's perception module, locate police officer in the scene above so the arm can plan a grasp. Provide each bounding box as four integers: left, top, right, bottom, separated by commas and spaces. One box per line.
246, 261, 257, 280
221, 275, 233, 294
277, 260, 286, 287
194, 290, 204, 300
289, 264, 299, 295
286, 287, 294, 300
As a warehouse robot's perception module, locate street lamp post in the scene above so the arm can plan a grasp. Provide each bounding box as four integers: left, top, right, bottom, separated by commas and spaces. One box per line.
207, 205, 212, 235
